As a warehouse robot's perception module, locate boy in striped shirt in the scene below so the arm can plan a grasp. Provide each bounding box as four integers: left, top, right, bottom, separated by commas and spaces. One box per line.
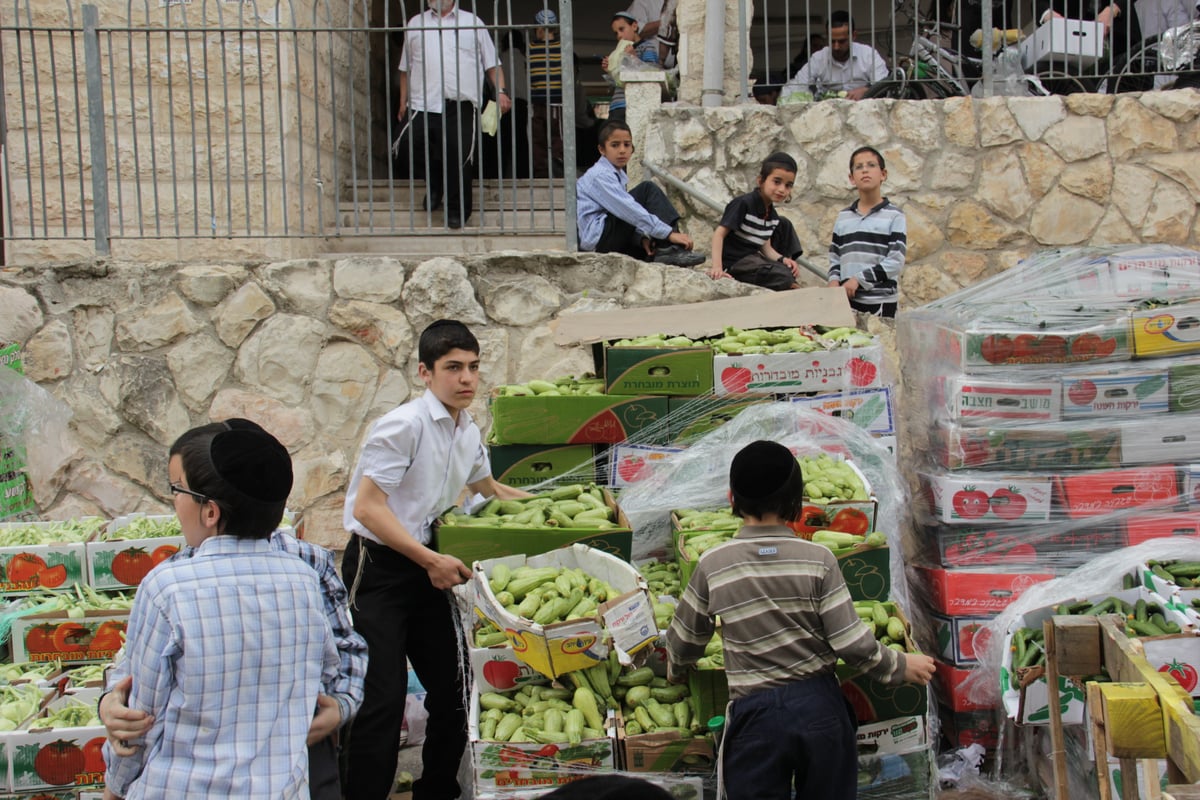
828, 146, 907, 318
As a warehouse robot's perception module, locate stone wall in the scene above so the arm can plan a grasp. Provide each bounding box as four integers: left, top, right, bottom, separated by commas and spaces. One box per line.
0, 254, 759, 549
647, 90, 1200, 305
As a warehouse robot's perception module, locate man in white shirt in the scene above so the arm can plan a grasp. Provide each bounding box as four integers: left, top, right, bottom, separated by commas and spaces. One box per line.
783, 10, 889, 100
340, 319, 529, 800
398, 0, 512, 229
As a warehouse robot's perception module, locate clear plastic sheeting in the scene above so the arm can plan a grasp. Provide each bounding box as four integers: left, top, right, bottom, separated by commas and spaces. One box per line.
0, 364, 74, 510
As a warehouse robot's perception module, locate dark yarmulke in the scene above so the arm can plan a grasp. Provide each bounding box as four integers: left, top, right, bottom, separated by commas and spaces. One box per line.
730, 440, 797, 499
209, 419, 292, 503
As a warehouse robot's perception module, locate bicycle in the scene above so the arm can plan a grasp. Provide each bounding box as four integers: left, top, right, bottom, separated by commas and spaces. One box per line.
1107, 17, 1200, 92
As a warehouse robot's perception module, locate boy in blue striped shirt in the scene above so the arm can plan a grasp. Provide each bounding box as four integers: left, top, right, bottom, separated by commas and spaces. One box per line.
827, 146, 907, 318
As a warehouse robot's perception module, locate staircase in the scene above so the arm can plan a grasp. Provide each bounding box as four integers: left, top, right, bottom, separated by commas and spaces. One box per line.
320, 177, 572, 257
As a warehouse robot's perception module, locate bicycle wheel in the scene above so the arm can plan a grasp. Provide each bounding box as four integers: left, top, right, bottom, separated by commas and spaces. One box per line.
1035, 68, 1093, 95
862, 79, 933, 99
1112, 41, 1160, 92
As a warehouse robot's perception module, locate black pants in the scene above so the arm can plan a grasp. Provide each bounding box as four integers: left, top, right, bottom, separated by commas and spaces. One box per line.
721, 674, 857, 800
341, 535, 468, 800
308, 737, 340, 800
407, 101, 477, 223
727, 254, 797, 291
595, 181, 680, 260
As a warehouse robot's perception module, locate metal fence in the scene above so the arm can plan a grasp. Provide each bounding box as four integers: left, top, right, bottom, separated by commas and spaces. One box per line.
744, 0, 1200, 100
0, 0, 579, 255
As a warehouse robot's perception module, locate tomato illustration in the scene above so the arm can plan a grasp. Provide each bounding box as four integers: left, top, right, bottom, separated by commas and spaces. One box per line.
951, 488, 990, 519
8, 552, 48, 584
536, 744, 560, 758
1011, 334, 1039, 360
616, 456, 647, 484
1067, 380, 1098, 406
34, 739, 85, 785
1096, 337, 1118, 356
829, 508, 870, 536
1159, 659, 1199, 693
958, 437, 991, 468
88, 620, 125, 655
36, 564, 69, 589
846, 357, 878, 387
1071, 333, 1102, 358
111, 547, 154, 586
82, 736, 106, 774
1038, 335, 1069, 360
24, 623, 59, 654
720, 366, 752, 393
786, 505, 829, 538
482, 659, 521, 691
150, 543, 179, 567
980, 334, 1013, 364
53, 622, 92, 653
989, 488, 1028, 521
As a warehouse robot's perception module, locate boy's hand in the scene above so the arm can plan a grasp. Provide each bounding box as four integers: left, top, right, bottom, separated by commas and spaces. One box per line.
708, 264, 729, 280
307, 694, 342, 746
428, 552, 472, 589
101, 676, 154, 755
827, 278, 841, 289
841, 277, 860, 299
902, 653, 936, 685
498, 93, 512, 114
782, 258, 799, 277
641, 237, 655, 257
668, 231, 694, 249
601, 56, 610, 70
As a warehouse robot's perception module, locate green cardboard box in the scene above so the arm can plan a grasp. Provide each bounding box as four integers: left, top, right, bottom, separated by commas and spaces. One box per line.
1169, 363, 1200, 413
666, 394, 776, 442
834, 543, 891, 602
837, 602, 929, 723
488, 392, 670, 445
603, 346, 714, 396
488, 444, 599, 487
687, 666, 729, 725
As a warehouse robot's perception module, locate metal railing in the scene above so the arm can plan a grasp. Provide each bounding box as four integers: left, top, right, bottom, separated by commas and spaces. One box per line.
0, 0, 580, 255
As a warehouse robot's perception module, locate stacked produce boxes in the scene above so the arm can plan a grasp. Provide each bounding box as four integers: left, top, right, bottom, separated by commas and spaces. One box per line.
900, 245, 1200, 755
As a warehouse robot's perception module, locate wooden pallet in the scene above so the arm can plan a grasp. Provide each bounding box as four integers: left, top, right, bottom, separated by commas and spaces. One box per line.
1042, 614, 1200, 800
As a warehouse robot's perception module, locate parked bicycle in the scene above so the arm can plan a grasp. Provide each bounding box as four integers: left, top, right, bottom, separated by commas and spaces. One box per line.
1106, 16, 1200, 92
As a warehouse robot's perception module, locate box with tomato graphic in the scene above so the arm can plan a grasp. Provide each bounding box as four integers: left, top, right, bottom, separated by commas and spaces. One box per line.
790, 388, 895, 435
1, 689, 106, 793
1062, 369, 1168, 418
943, 376, 1062, 425
956, 324, 1130, 369
1054, 465, 1181, 519
488, 444, 600, 488
934, 524, 1125, 570
935, 422, 1123, 472
471, 545, 656, 681
1125, 512, 1200, 546
1140, 635, 1200, 697
712, 346, 883, 396
601, 346, 715, 396
915, 565, 1056, 616
488, 393, 669, 445
607, 443, 685, 491
1131, 301, 1200, 359
469, 632, 551, 695
924, 473, 1053, 525
11, 612, 128, 665
930, 612, 995, 667
0, 544, 84, 597
933, 660, 995, 712
86, 537, 183, 592
467, 684, 615, 793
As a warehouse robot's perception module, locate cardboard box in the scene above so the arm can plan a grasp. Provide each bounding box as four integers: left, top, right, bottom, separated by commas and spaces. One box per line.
839, 602, 929, 724
938, 705, 1000, 750
467, 684, 616, 794
930, 612, 995, 667
687, 666, 728, 725
935, 524, 1124, 569
1187, 464, 1200, 506
1108, 249, 1200, 298
488, 444, 599, 487
952, 324, 1129, 369
666, 394, 776, 441
1169, 364, 1200, 412
856, 716, 927, 756
713, 347, 884, 395
936, 422, 1123, 471
790, 387, 895, 435
1055, 465, 1180, 519
1140, 634, 1200, 696
1062, 370, 1169, 418
1121, 418, 1200, 464
607, 443, 684, 490
856, 745, 934, 800
11, 611, 128, 665
0, 543, 86, 597
617, 711, 715, 772
469, 642, 552, 694
946, 376, 1062, 424
2, 689, 106, 793
1125, 512, 1200, 545
934, 660, 995, 712
439, 489, 634, 564
602, 346, 714, 396
1019, 18, 1106, 69
924, 474, 1053, 525
916, 565, 1056, 616
488, 393, 670, 445
1131, 302, 1200, 359
471, 544, 656, 680
86, 515, 184, 591
833, 543, 891, 603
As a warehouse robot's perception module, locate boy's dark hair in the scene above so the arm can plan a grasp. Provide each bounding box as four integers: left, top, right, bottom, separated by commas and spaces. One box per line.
760, 151, 798, 179
597, 120, 632, 147
831, 10, 853, 30
728, 440, 805, 522
849, 145, 885, 172
419, 319, 480, 369
169, 419, 292, 539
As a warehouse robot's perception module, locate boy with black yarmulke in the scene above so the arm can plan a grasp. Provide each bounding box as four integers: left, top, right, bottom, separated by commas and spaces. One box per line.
665, 440, 935, 800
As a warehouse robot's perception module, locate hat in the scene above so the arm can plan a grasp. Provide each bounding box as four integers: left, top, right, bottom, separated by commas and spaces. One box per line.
613, 10, 639, 24
207, 418, 293, 505
729, 440, 798, 500
534, 8, 557, 25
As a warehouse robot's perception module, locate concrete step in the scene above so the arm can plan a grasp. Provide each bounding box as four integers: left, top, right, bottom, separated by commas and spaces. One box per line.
320, 232, 568, 257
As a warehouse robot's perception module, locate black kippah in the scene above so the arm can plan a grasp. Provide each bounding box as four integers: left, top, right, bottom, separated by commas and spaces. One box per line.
207, 419, 292, 504
729, 440, 798, 499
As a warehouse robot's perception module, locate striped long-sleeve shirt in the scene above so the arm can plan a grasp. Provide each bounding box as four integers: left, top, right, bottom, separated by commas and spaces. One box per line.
665, 525, 903, 700
827, 198, 907, 308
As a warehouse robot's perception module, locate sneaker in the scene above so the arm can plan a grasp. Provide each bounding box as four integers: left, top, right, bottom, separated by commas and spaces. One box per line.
653, 243, 706, 267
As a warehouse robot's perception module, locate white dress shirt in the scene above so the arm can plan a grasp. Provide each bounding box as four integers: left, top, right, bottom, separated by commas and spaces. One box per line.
784, 41, 889, 93
401, 5, 501, 112
343, 390, 491, 546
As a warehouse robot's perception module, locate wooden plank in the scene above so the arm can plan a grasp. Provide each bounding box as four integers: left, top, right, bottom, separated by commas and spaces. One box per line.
1046, 617, 1072, 800
1090, 682, 1115, 800
1164, 785, 1200, 799
1099, 683, 1167, 758
1054, 614, 1105, 675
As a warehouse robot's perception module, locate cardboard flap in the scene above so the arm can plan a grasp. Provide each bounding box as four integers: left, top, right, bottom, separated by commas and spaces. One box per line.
551, 289, 855, 345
